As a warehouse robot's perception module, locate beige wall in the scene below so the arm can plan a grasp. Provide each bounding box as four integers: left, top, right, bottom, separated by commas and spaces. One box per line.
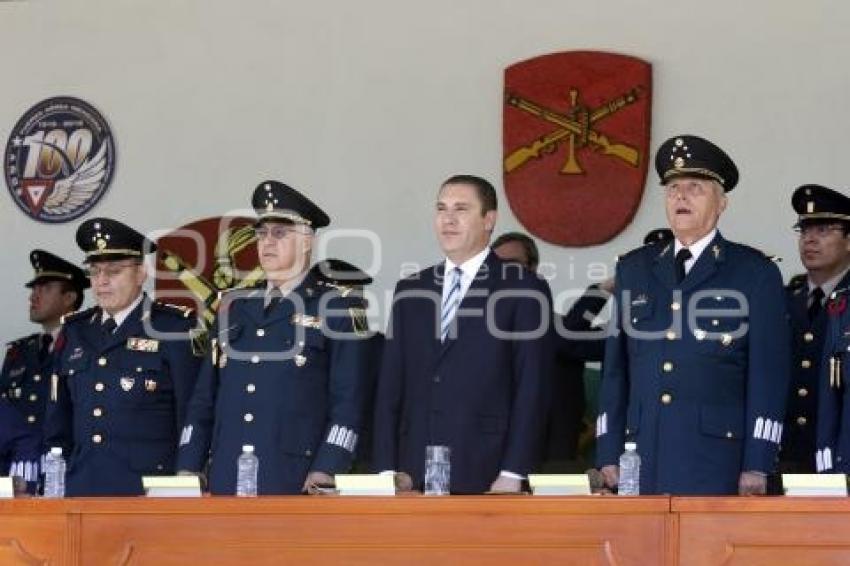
0, 0, 844, 338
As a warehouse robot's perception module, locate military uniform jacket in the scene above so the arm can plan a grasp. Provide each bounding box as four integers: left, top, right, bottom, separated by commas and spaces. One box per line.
44, 296, 201, 496
782, 273, 850, 472
0, 398, 42, 486
1, 332, 54, 432
814, 287, 850, 472
596, 234, 790, 495
176, 273, 370, 495
544, 287, 609, 462
372, 252, 553, 494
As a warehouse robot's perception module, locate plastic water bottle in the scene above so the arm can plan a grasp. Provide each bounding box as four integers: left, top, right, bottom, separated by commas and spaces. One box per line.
43, 447, 66, 498
618, 441, 640, 496
235, 445, 259, 497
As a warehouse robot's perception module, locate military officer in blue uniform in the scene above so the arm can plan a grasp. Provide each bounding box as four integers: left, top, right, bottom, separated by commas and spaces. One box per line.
311, 258, 383, 470
781, 186, 850, 475
810, 189, 850, 473
1, 250, 88, 435
177, 181, 370, 495
596, 135, 790, 495
1, 398, 42, 493
44, 218, 202, 496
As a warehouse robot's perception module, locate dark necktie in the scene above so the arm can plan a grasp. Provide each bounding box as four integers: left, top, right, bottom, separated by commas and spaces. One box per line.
675, 248, 692, 284
38, 333, 53, 363
102, 317, 117, 337
808, 287, 825, 322
265, 287, 283, 313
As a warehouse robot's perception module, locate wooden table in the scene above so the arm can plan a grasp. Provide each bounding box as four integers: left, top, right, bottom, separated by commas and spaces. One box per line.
674, 497, 850, 566
2, 496, 849, 565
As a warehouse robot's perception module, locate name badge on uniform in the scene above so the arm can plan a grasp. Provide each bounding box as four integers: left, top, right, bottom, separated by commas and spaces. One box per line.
127, 337, 160, 353
120, 377, 135, 391
631, 294, 648, 306
291, 314, 322, 329
8, 366, 25, 378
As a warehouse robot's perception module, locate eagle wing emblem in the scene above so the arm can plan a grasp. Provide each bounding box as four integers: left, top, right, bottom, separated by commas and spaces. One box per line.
43, 143, 107, 216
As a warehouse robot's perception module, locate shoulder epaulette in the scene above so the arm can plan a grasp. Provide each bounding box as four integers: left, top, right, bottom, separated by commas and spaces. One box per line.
731, 241, 780, 263
5, 333, 39, 350
616, 242, 658, 263
316, 279, 355, 297
152, 301, 195, 319
60, 306, 98, 325
787, 273, 807, 291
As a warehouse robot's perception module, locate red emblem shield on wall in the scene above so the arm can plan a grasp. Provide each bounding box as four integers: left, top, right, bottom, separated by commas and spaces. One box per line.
154, 217, 260, 326
503, 51, 652, 246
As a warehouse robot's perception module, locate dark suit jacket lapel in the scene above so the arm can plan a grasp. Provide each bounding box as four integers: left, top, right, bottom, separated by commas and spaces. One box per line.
427, 263, 446, 358
439, 251, 498, 359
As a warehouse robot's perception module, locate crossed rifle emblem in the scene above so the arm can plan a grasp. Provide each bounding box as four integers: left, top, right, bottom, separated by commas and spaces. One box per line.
504, 87, 643, 175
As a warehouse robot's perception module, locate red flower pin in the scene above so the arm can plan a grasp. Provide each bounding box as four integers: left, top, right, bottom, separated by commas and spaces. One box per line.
828, 295, 848, 316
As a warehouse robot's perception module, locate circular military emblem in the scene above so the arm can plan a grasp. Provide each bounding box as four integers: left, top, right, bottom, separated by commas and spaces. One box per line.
4, 97, 116, 223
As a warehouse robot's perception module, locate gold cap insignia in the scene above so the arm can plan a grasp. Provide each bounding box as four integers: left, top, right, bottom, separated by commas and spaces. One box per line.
349, 307, 369, 337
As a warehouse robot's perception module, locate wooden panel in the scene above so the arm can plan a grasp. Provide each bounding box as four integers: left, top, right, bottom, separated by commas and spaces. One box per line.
674, 497, 850, 566
71, 496, 670, 566
0, 500, 69, 566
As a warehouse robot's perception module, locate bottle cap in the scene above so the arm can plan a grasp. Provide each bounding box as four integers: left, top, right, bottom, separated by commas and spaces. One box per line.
624, 441, 637, 451
50, 446, 63, 456
242, 445, 255, 453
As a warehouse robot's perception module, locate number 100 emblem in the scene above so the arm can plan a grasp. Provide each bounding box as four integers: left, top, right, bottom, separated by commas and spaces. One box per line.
4, 96, 116, 223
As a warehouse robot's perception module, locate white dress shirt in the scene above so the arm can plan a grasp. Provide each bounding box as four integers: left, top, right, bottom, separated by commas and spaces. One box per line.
101, 292, 144, 330
674, 228, 717, 275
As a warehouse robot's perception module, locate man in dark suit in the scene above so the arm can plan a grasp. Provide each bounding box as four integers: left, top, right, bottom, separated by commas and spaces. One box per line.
596, 135, 790, 495
1, 251, 88, 434
782, 185, 850, 474
373, 174, 553, 494
177, 182, 370, 495
45, 218, 201, 496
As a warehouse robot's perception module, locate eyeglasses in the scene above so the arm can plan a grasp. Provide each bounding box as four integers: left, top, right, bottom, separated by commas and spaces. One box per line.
794, 224, 846, 237
255, 225, 311, 240
87, 262, 138, 279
